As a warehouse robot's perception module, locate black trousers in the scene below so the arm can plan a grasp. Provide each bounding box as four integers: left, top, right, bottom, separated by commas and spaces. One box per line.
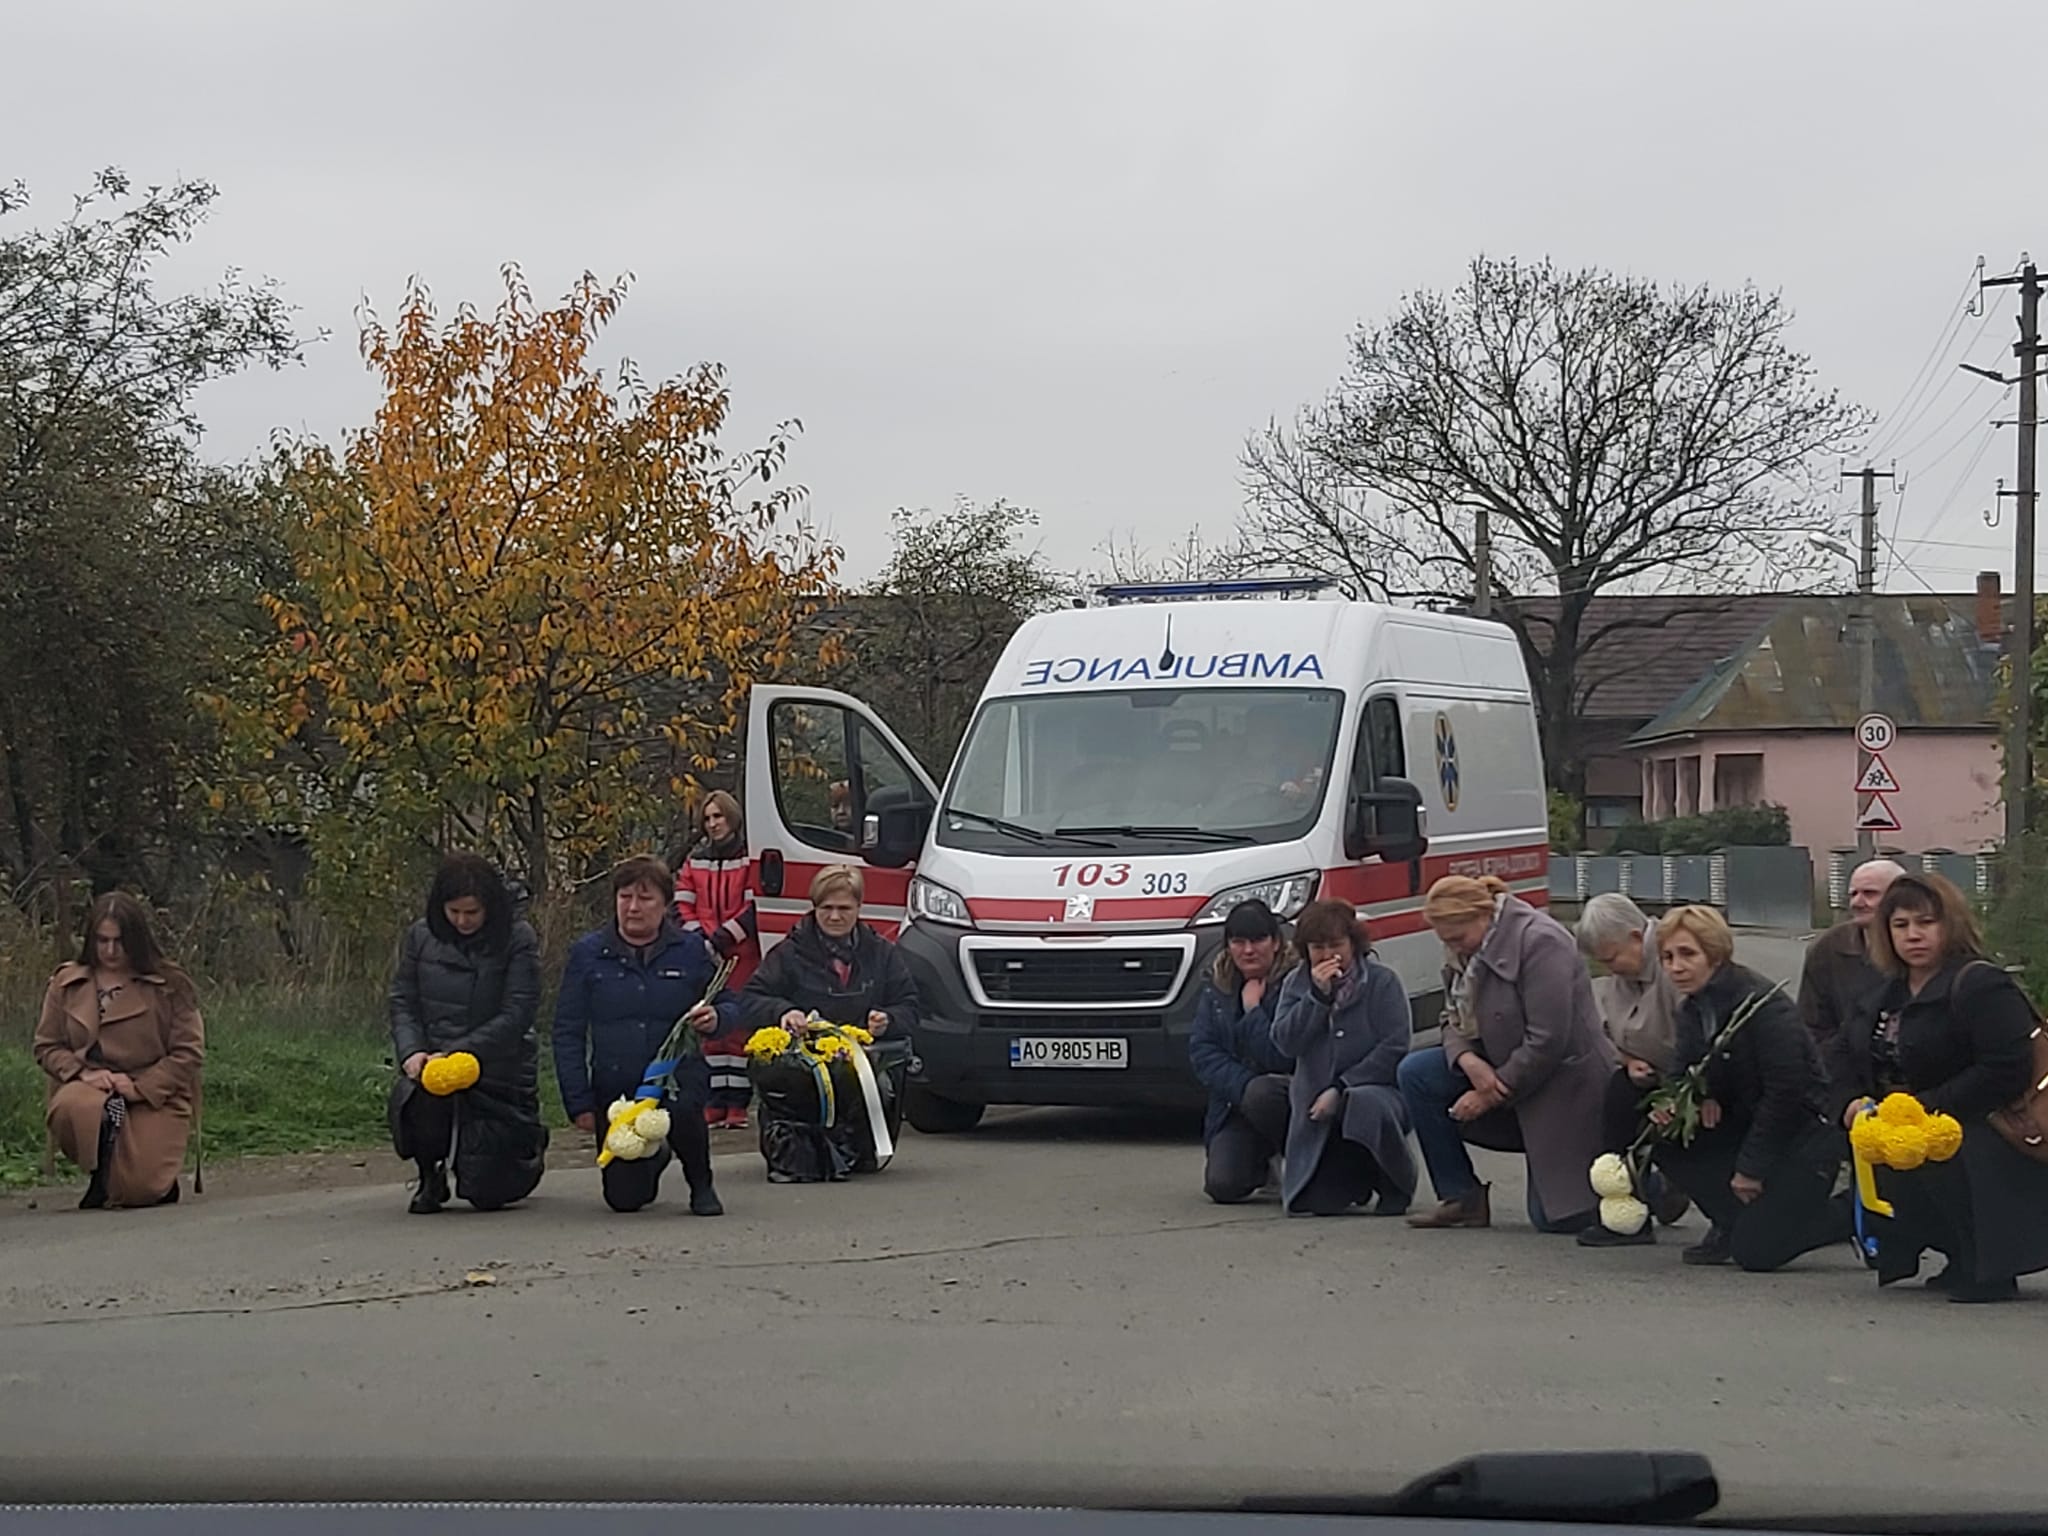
1203, 1074, 1291, 1204
601, 1107, 716, 1213
398, 1091, 538, 1212
1654, 1119, 1849, 1272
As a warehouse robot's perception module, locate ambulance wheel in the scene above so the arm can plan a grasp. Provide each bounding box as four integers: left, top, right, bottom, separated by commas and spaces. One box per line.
904, 1087, 985, 1134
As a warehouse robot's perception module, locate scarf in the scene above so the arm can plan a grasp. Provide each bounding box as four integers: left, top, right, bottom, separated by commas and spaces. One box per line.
811, 920, 859, 988
696, 828, 746, 862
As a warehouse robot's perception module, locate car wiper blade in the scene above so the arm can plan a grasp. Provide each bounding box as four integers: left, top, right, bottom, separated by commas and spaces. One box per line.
943, 808, 1116, 849
1052, 823, 1256, 844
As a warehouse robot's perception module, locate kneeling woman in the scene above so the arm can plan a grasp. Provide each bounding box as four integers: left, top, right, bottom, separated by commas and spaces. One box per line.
1651, 905, 1847, 1271
1831, 873, 2048, 1302
553, 856, 736, 1216
1269, 900, 1416, 1216
35, 893, 204, 1210
387, 854, 548, 1214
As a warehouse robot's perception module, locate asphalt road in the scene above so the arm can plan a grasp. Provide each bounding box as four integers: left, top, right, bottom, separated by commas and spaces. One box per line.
5, 924, 2039, 1520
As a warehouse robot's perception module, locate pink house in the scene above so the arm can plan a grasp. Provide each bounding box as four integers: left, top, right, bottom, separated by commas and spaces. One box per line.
1629, 585, 2005, 855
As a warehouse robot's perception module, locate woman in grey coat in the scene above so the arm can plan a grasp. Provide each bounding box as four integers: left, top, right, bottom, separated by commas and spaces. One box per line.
1269, 899, 1417, 1216
1398, 875, 1619, 1233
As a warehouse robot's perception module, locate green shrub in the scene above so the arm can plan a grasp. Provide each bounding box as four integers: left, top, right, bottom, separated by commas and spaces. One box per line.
1599, 803, 1793, 856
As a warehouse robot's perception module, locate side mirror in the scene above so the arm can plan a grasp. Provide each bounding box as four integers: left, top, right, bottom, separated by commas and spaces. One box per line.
864, 800, 933, 869
1347, 777, 1428, 864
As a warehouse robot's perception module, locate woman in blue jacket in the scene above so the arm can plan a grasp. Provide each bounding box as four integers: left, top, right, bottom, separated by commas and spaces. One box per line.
1270, 899, 1417, 1217
552, 855, 741, 1216
1188, 900, 1295, 1204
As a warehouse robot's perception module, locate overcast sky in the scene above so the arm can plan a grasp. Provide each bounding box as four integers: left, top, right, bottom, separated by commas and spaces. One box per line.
8, 0, 2043, 587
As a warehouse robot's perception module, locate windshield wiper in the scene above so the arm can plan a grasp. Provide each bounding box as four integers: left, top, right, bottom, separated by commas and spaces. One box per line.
1053, 823, 1256, 845
943, 808, 1116, 849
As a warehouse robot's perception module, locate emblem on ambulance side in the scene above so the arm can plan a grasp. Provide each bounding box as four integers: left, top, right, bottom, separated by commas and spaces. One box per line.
1063, 894, 1095, 922
1434, 713, 1460, 812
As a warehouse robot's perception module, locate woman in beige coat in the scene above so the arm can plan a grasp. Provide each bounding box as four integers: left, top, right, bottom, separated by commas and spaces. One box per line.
33, 892, 204, 1209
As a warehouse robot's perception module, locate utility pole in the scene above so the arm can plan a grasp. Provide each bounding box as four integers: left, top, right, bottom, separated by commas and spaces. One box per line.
1472, 506, 1493, 619
1978, 259, 2045, 853
1842, 466, 1893, 861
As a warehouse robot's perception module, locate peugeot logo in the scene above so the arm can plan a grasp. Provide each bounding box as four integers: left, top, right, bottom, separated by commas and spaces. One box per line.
1063, 894, 1095, 922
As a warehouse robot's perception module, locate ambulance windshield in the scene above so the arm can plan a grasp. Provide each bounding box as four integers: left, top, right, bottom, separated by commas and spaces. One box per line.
939, 687, 1343, 855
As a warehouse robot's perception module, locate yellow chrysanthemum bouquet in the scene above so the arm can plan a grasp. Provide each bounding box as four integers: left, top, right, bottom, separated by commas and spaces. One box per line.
747, 1015, 891, 1172
597, 957, 736, 1167
420, 1052, 481, 1096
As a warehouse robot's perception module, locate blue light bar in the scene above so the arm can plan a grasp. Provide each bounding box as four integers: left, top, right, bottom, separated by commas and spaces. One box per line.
1092, 577, 1339, 603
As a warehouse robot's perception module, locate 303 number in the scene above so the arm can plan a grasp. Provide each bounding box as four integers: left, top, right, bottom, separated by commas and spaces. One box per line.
1050, 863, 1189, 895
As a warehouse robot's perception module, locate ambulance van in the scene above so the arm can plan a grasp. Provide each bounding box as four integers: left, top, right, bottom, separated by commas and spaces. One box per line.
745, 578, 1550, 1132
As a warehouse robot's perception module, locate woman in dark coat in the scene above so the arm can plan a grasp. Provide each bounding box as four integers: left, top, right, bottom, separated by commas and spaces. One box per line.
1399, 876, 1619, 1233
1269, 899, 1416, 1217
742, 864, 918, 1180
1188, 900, 1295, 1204
1644, 905, 1847, 1271
553, 855, 738, 1217
388, 854, 548, 1214
1827, 872, 2048, 1303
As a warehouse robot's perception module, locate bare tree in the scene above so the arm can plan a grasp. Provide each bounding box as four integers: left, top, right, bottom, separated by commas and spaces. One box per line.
1090, 525, 1236, 585
1240, 256, 1869, 801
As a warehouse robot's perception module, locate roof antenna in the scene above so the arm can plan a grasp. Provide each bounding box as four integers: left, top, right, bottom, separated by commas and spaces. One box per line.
1159, 612, 1177, 671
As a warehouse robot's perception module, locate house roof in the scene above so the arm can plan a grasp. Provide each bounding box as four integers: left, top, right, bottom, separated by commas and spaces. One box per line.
1514, 594, 1798, 719
1627, 594, 2002, 744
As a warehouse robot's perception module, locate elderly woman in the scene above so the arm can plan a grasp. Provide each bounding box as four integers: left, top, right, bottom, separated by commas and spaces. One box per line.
1397, 875, 1618, 1233
1269, 899, 1416, 1216
1574, 892, 1690, 1242
35, 893, 204, 1210
1649, 905, 1846, 1271
553, 856, 737, 1217
387, 853, 548, 1215
1828, 874, 2048, 1302
675, 790, 761, 1130
1188, 900, 1295, 1204
743, 864, 919, 1180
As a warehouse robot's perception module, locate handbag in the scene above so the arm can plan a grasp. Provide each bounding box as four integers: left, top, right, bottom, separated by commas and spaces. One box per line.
1966, 962, 2048, 1164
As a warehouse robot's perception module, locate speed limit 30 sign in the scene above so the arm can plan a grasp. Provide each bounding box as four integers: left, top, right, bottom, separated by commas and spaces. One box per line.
1856, 713, 1896, 754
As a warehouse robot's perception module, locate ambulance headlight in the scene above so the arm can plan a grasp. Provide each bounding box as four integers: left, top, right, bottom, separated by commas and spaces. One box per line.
909, 875, 973, 927
1194, 872, 1320, 925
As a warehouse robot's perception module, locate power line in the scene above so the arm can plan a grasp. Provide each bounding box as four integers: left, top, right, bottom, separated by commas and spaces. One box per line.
1865, 260, 1982, 460
1868, 299, 2002, 462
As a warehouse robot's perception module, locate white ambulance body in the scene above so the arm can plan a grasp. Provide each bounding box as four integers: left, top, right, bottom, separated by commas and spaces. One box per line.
746, 579, 1549, 1132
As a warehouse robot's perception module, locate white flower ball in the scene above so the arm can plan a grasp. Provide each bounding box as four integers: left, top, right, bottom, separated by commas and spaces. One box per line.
635, 1107, 671, 1141
605, 1124, 649, 1160
1589, 1153, 1635, 1199
1599, 1194, 1650, 1235
608, 1096, 637, 1121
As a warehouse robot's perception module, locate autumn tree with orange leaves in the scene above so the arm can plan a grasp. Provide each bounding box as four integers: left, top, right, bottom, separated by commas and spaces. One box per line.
251, 268, 835, 919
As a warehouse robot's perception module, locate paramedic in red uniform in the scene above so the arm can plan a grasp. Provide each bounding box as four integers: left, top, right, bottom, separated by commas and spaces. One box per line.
675, 790, 762, 1130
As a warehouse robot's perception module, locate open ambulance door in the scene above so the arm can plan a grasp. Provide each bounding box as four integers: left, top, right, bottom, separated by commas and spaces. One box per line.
745, 685, 941, 945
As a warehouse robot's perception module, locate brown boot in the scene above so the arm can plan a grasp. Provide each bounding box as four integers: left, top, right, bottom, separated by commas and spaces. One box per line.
1406, 1185, 1491, 1229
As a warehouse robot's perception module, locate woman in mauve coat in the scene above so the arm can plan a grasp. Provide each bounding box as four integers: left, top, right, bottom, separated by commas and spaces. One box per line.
1398, 875, 1619, 1233
1269, 899, 1416, 1217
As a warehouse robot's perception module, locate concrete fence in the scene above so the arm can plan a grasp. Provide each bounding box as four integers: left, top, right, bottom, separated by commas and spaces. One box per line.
1550, 845, 2001, 926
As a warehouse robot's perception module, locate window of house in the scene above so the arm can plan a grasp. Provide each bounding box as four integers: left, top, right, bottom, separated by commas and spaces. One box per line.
1713, 752, 1765, 808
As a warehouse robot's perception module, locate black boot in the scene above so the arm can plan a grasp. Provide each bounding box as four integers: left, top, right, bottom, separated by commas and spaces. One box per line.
156, 1180, 180, 1206
409, 1159, 449, 1214
689, 1180, 725, 1217
78, 1165, 108, 1211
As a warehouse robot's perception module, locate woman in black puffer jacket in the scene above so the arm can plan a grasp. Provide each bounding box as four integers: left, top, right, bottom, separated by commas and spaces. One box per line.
387, 854, 548, 1214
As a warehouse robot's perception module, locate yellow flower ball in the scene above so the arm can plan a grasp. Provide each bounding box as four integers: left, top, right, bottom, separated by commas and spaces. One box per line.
1880, 1124, 1929, 1171
1923, 1112, 1964, 1162
843, 1025, 875, 1046
746, 1026, 793, 1060
420, 1051, 481, 1096
1849, 1113, 1889, 1163
1876, 1092, 1928, 1127
812, 1033, 851, 1061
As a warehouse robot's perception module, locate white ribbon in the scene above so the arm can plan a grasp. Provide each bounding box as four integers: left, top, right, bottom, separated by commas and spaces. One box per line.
845, 1041, 894, 1168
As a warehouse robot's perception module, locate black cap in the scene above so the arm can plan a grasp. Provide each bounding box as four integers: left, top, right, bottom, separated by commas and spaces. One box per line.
1222, 899, 1282, 943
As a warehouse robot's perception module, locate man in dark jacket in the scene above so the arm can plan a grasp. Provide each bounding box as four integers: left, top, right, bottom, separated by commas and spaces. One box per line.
1798, 858, 1902, 1052
1189, 901, 1295, 1204
1651, 905, 1849, 1271
553, 856, 738, 1216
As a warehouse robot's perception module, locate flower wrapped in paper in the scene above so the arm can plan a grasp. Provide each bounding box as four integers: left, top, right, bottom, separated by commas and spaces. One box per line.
749, 1016, 896, 1183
